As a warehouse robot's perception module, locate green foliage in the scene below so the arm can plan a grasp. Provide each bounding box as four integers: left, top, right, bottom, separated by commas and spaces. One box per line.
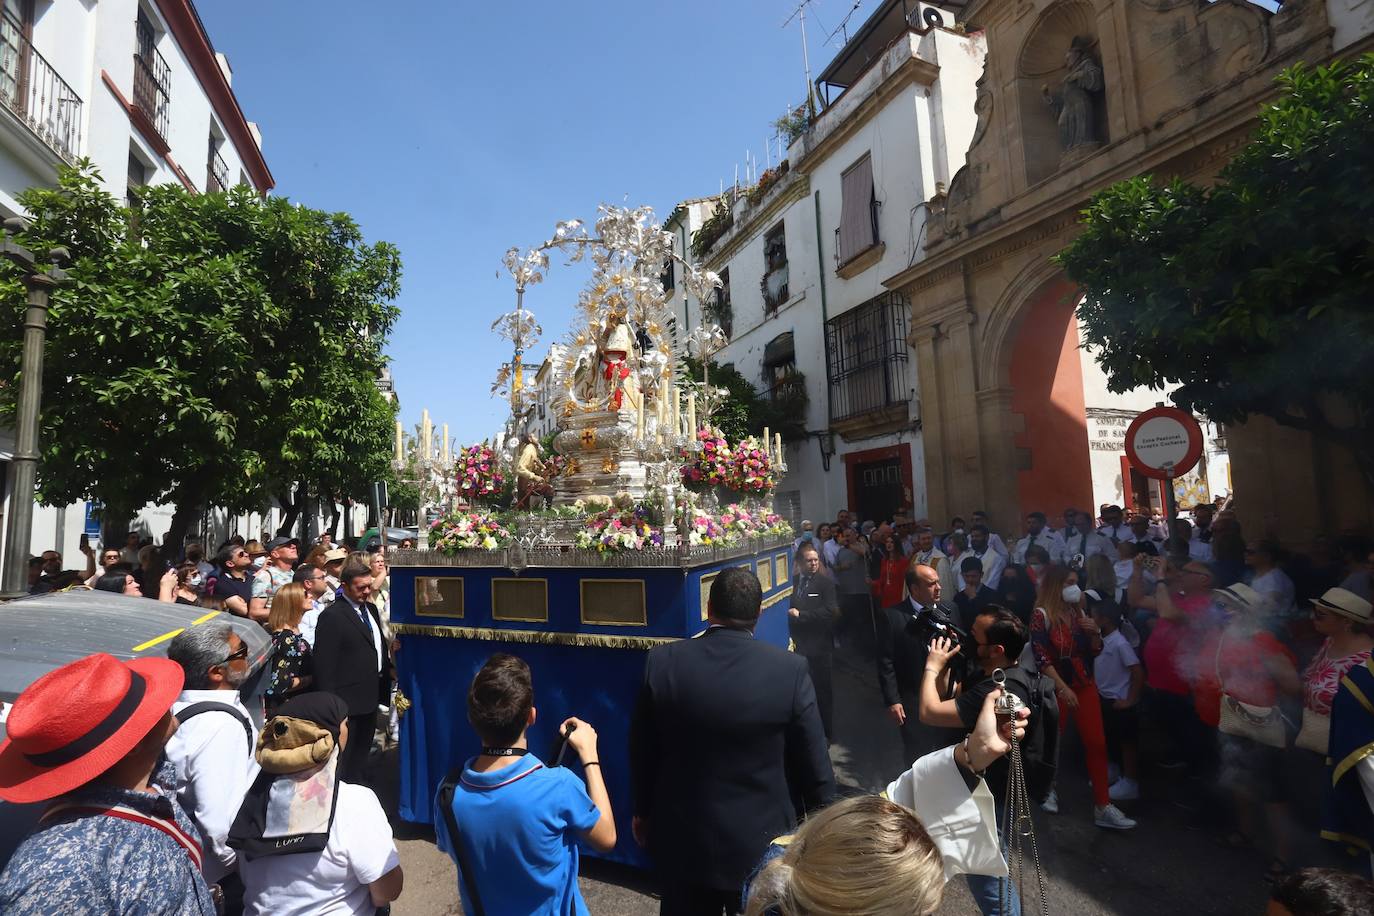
1057, 56, 1374, 475
0, 161, 402, 528
774, 107, 812, 147
681, 356, 790, 443
690, 199, 734, 260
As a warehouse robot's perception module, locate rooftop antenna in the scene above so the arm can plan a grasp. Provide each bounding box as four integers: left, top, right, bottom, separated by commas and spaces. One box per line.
783, 0, 817, 117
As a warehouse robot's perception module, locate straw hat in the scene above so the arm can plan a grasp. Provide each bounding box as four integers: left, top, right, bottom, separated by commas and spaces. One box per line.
1311, 587, 1373, 625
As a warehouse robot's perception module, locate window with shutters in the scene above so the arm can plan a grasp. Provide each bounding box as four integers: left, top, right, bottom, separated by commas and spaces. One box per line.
836, 153, 879, 267
761, 223, 789, 315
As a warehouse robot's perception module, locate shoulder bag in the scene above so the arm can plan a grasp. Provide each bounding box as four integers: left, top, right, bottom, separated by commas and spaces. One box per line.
1215, 632, 1287, 749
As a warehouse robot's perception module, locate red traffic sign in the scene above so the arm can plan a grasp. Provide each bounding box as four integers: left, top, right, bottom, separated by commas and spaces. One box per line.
1124, 406, 1203, 480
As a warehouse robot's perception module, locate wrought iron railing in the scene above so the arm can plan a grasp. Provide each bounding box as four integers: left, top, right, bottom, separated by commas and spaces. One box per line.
762, 262, 789, 313
825, 291, 911, 423
206, 145, 229, 192
133, 19, 170, 140
0, 22, 82, 160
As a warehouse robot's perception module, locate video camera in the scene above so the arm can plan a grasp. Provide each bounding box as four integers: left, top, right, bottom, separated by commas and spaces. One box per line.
906, 607, 974, 680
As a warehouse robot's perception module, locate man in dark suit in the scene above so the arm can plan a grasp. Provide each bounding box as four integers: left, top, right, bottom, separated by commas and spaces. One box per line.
630, 567, 834, 916
788, 543, 839, 741
877, 561, 966, 765
313, 560, 393, 781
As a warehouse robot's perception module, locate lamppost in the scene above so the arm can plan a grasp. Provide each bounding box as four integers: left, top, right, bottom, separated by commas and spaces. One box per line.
0, 218, 67, 598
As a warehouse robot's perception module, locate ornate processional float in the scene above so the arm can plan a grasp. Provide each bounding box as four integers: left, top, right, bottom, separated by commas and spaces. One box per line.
387, 206, 797, 865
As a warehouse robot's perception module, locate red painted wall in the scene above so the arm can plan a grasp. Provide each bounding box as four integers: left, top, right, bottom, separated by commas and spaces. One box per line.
1008, 280, 1093, 517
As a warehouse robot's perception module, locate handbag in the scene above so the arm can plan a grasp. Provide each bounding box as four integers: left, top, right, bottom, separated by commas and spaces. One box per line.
1295, 707, 1331, 755
1215, 633, 1287, 749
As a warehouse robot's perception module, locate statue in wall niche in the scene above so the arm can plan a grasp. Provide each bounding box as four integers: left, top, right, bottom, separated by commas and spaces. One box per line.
1042, 36, 1103, 152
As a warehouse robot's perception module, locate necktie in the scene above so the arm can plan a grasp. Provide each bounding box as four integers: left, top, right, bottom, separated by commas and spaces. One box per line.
358, 603, 373, 637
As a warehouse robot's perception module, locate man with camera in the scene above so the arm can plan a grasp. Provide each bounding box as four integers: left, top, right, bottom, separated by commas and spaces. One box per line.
919, 606, 1058, 916
877, 562, 968, 763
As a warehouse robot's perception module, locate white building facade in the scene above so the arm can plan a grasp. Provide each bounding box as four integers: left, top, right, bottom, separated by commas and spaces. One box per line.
0, 0, 275, 569
670, 8, 985, 527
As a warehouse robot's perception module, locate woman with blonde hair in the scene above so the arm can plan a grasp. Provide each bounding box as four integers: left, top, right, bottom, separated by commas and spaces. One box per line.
264, 581, 313, 716
743, 689, 1027, 916
1031, 565, 1135, 829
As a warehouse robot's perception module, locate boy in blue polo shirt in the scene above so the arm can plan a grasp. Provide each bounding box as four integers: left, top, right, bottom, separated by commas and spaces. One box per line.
434, 653, 616, 915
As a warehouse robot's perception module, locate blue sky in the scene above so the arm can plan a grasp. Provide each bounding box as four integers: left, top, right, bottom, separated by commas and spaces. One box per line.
196, 0, 880, 445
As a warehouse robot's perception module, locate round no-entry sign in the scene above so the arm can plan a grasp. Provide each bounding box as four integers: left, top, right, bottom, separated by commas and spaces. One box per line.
1124, 406, 1203, 480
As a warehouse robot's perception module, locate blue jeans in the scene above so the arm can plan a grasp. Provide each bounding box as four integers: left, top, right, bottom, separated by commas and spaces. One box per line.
965, 806, 1022, 916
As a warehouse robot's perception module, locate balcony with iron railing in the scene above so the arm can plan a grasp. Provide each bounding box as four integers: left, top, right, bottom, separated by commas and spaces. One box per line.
0, 23, 83, 161
132, 20, 170, 143
206, 144, 228, 192
824, 290, 911, 428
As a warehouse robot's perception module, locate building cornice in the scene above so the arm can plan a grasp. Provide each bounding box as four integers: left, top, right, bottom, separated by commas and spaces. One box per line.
794, 52, 941, 176
153, 0, 275, 194
704, 175, 810, 270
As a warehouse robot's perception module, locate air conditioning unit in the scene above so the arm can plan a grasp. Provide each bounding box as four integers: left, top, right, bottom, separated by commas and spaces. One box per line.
909, 2, 955, 31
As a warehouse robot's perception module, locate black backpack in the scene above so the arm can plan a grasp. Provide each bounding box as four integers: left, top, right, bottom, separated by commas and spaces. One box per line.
995, 666, 1059, 805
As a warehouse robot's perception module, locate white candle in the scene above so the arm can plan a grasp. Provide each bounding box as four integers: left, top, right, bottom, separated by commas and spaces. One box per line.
421, 409, 431, 460
394, 420, 404, 463
763, 427, 770, 453
774, 433, 782, 463
442, 424, 450, 463
672, 387, 681, 438
688, 393, 697, 436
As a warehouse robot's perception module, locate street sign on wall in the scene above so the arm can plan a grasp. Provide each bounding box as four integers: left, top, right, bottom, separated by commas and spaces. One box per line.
1124, 406, 1203, 480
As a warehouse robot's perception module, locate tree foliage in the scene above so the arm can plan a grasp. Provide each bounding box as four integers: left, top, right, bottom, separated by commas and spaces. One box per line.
681, 357, 808, 442
1057, 56, 1374, 479
0, 162, 402, 545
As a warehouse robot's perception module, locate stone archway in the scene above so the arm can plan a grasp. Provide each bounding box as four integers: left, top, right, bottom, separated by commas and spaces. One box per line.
968, 261, 1093, 531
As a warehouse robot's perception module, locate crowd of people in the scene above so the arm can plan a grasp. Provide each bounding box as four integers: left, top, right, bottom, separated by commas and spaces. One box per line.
784, 500, 1374, 912
5, 504, 1374, 915
0, 530, 404, 915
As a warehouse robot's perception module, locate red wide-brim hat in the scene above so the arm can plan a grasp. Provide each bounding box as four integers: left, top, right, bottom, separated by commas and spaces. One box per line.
0, 654, 184, 804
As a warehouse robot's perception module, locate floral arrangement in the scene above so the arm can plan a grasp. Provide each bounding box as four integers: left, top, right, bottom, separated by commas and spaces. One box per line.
680, 426, 733, 489
453, 442, 505, 503
429, 511, 513, 553
686, 507, 732, 547
726, 436, 775, 492
573, 506, 664, 554
759, 512, 795, 540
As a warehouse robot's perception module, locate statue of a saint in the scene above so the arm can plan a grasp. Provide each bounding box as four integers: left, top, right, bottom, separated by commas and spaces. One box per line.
515, 432, 554, 509
1042, 37, 1103, 152
592, 322, 643, 414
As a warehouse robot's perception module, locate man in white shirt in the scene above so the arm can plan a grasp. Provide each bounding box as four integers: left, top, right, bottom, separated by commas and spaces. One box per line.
821, 524, 842, 569
1064, 510, 1113, 567
165, 623, 259, 910
1096, 505, 1131, 546
969, 511, 1010, 559
1173, 518, 1212, 563
1126, 516, 1162, 554
293, 563, 332, 646
966, 525, 1007, 590
1013, 512, 1067, 566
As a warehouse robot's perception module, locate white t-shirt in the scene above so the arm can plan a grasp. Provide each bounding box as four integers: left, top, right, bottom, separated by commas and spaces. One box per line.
241, 781, 399, 916
1094, 629, 1140, 702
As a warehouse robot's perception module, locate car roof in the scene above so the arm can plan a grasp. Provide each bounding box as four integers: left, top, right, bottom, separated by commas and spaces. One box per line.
0, 589, 272, 710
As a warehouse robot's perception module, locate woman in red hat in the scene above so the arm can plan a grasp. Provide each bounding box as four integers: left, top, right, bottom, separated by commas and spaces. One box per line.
0, 653, 216, 914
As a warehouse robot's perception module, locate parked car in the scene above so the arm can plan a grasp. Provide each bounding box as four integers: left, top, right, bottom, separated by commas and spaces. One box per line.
0, 590, 271, 868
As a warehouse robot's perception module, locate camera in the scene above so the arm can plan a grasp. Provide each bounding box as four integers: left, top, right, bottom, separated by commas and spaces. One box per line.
992, 669, 1025, 717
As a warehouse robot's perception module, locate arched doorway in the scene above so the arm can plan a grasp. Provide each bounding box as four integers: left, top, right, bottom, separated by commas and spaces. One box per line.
1003, 276, 1094, 519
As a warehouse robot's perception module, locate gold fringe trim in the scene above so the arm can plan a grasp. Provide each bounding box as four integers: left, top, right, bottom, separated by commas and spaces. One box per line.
760, 586, 794, 612
391, 622, 678, 650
